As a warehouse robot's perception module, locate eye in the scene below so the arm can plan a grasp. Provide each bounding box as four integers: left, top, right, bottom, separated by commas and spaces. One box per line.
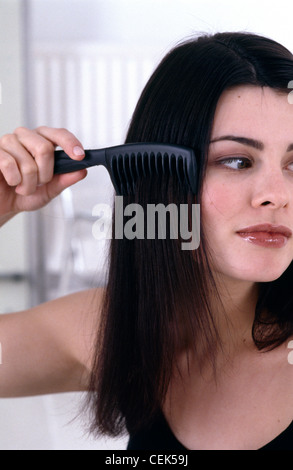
287, 161, 293, 172
218, 157, 252, 170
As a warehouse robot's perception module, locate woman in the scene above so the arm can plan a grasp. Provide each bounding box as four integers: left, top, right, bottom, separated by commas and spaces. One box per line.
1, 31, 293, 450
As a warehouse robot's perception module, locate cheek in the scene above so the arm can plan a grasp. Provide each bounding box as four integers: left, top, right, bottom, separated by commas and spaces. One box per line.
201, 181, 241, 227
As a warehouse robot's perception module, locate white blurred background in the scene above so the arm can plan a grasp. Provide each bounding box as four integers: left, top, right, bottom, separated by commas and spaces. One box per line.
0, 0, 292, 450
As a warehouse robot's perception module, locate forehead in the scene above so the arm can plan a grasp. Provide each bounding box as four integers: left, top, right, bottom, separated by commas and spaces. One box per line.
211, 85, 293, 142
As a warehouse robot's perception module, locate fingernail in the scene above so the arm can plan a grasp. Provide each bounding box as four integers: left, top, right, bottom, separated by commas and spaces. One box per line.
73, 146, 85, 157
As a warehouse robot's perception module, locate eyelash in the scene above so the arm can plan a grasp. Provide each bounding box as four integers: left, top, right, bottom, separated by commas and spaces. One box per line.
217, 157, 252, 170
216, 157, 293, 172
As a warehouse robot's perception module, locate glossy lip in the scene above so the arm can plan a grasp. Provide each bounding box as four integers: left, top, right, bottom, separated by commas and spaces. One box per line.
236, 224, 292, 248
236, 224, 292, 238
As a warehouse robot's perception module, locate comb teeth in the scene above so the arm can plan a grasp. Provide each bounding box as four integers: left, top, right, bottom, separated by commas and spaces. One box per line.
110, 152, 190, 195
54, 143, 197, 196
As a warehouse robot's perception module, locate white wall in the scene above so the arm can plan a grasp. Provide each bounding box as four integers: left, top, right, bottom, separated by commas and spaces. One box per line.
0, 0, 27, 278
0, 0, 52, 452
28, 0, 293, 51
0, 0, 25, 133
1, 0, 293, 451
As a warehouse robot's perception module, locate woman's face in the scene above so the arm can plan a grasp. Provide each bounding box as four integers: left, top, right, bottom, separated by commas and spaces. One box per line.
202, 85, 293, 284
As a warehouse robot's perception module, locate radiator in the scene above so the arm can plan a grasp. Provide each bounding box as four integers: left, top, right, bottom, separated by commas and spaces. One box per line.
31, 42, 158, 147
29, 42, 159, 302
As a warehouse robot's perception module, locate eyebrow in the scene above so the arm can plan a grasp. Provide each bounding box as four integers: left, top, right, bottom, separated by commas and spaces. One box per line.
210, 135, 264, 150
210, 135, 293, 153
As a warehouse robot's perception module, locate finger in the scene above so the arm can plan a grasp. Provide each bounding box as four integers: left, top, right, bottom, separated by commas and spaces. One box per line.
0, 149, 22, 187
13, 127, 55, 185
15, 157, 38, 196
0, 133, 38, 194
34, 126, 85, 161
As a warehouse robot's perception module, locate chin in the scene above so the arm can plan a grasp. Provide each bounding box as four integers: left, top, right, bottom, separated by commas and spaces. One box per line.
208, 248, 293, 285
235, 263, 291, 283
215, 259, 292, 284
252, 272, 285, 283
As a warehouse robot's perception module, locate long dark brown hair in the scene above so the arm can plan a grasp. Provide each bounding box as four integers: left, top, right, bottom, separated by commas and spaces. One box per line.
87, 32, 293, 437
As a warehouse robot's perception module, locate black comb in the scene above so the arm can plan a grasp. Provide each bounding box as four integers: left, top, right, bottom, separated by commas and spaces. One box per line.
54, 143, 197, 195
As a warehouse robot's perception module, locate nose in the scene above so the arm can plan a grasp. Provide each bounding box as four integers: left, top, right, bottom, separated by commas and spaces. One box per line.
251, 168, 290, 209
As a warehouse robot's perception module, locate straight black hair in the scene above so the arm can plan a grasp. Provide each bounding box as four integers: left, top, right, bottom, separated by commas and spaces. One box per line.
87, 31, 293, 437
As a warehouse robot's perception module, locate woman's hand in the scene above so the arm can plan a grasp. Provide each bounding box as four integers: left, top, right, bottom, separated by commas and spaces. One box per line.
0, 126, 87, 217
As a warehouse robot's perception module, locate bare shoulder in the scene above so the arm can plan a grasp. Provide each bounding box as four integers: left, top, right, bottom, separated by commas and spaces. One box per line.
39, 287, 105, 326
0, 287, 105, 397
31, 287, 105, 371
